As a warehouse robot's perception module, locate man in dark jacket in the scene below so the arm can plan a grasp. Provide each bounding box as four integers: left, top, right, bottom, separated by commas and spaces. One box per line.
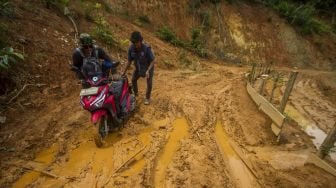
72, 33, 117, 81
122, 31, 156, 105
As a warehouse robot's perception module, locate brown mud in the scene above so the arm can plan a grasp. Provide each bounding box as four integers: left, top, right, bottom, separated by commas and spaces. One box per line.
1, 1, 336, 188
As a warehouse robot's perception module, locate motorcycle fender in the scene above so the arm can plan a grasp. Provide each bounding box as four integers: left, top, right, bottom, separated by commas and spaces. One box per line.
91, 110, 107, 124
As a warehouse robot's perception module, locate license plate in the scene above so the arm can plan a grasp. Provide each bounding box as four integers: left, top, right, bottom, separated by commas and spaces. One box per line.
80, 87, 99, 96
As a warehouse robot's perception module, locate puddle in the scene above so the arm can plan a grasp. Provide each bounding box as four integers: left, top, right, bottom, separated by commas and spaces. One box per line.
13, 144, 59, 188
215, 121, 257, 188
13, 118, 172, 187
121, 118, 169, 177
120, 158, 146, 177
285, 105, 336, 161
154, 118, 189, 188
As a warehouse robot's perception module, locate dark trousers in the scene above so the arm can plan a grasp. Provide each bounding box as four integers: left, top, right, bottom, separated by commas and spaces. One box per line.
132, 68, 154, 99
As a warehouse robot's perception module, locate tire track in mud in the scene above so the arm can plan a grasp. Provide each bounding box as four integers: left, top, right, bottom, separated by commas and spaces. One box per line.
148, 68, 249, 187
215, 121, 259, 188
153, 118, 189, 187
11, 67, 262, 188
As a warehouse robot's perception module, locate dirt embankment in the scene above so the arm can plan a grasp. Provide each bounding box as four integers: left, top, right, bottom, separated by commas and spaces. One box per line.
1, 1, 336, 188
108, 0, 336, 70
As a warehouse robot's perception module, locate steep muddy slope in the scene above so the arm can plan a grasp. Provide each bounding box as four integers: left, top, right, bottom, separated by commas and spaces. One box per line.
107, 0, 336, 69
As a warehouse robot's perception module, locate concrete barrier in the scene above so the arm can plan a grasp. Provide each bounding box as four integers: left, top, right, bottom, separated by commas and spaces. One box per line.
246, 83, 285, 138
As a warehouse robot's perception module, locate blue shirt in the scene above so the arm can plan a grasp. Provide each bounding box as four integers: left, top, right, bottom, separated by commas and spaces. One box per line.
128, 43, 155, 73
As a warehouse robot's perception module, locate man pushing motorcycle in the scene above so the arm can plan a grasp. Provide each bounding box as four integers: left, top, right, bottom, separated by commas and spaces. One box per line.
122, 31, 156, 105
71, 33, 136, 147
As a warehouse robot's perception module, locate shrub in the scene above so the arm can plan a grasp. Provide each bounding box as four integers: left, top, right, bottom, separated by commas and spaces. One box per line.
266, 0, 331, 34
191, 27, 202, 48
178, 50, 202, 71
156, 26, 186, 47
138, 15, 151, 24
200, 11, 211, 30
94, 26, 117, 46
190, 27, 208, 57
93, 15, 117, 46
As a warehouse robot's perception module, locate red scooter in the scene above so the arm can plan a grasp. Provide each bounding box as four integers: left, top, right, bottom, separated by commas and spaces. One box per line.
72, 66, 136, 147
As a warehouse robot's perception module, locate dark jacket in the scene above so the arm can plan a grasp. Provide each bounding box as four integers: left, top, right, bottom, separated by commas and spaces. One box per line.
72, 46, 116, 79
127, 43, 155, 76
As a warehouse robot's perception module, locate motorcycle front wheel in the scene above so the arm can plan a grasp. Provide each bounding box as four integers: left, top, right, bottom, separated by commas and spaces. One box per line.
94, 116, 109, 147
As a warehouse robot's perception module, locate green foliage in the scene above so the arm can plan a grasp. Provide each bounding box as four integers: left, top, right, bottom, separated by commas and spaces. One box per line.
81, 2, 97, 22
93, 15, 117, 46
57, 0, 69, 6
80, 1, 111, 22
178, 50, 202, 71
200, 11, 211, 30
190, 27, 208, 57
263, 0, 332, 34
0, 0, 14, 17
156, 26, 186, 47
135, 15, 151, 27
0, 47, 24, 70
94, 26, 117, 46
157, 26, 208, 58
138, 15, 151, 24
264, 0, 332, 34
294, 0, 336, 12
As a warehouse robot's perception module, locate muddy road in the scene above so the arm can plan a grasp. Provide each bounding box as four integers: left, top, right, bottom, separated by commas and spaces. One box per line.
1, 1, 336, 187
1, 62, 334, 188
